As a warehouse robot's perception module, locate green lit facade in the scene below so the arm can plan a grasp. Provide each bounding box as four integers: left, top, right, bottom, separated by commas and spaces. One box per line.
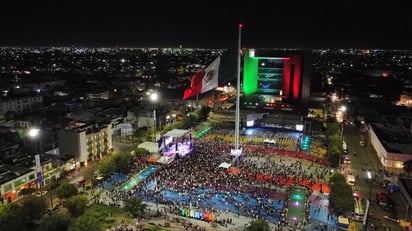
242, 49, 311, 106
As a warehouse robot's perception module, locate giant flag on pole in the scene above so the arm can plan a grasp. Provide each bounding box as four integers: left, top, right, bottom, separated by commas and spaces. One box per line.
183, 48, 237, 100
183, 56, 220, 100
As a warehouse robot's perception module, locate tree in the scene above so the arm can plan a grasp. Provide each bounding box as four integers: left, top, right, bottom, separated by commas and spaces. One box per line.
0, 196, 47, 231
246, 219, 270, 231
326, 132, 343, 168
114, 151, 134, 173
69, 215, 102, 231
134, 147, 149, 158
329, 172, 346, 185
64, 195, 88, 217
98, 155, 116, 177
180, 114, 197, 129
0, 203, 27, 231
55, 183, 78, 199
403, 159, 412, 175
124, 197, 147, 219
327, 149, 341, 168
325, 123, 340, 137
21, 196, 47, 221
38, 213, 71, 231
327, 134, 342, 148
329, 181, 354, 214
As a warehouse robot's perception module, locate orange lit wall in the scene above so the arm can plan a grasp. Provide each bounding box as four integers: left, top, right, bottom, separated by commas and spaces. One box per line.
1, 181, 37, 203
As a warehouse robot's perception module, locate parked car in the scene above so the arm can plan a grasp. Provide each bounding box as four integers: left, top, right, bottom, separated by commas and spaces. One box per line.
35, 190, 48, 197
359, 140, 365, 147
382, 180, 391, 188
376, 192, 396, 211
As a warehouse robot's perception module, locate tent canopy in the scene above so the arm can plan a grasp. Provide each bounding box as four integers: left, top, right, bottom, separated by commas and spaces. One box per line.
218, 162, 231, 169
157, 156, 175, 165
163, 129, 190, 138
138, 141, 158, 153
264, 139, 276, 144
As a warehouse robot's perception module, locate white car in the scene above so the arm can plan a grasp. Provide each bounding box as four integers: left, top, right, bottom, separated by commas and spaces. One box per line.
35, 190, 48, 197
346, 174, 356, 186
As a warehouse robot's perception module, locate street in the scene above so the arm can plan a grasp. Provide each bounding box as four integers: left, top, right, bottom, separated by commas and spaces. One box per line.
343, 124, 406, 231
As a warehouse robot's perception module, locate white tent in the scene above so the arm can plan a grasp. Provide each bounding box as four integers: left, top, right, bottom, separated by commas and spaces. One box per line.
163, 129, 190, 138
157, 156, 175, 165
138, 141, 158, 153
263, 138, 276, 144
218, 162, 231, 169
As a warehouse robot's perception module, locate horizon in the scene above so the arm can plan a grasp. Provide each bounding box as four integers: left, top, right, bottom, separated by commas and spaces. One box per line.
1, 1, 412, 49
2, 46, 412, 51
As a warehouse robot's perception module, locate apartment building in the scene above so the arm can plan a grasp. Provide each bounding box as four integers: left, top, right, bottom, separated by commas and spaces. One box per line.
58, 121, 113, 166
0, 95, 43, 116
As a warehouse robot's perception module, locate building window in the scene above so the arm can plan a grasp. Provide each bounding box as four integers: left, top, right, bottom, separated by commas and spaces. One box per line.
4, 183, 12, 192
14, 180, 22, 188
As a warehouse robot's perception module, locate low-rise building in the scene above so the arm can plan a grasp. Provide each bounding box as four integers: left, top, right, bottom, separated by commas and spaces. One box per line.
368, 122, 412, 170
58, 121, 113, 166
0, 164, 37, 203
0, 95, 43, 116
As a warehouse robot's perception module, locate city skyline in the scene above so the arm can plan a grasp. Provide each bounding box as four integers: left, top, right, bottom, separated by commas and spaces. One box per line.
1, 1, 412, 49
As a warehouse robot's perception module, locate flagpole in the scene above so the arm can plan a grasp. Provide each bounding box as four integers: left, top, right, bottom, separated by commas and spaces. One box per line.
234, 23, 242, 151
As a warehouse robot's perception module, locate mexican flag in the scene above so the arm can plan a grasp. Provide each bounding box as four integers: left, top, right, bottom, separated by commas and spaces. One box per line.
183, 48, 237, 99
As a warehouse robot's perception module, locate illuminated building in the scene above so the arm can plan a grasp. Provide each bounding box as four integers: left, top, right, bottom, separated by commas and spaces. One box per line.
0, 164, 38, 203
243, 49, 312, 108
58, 121, 113, 166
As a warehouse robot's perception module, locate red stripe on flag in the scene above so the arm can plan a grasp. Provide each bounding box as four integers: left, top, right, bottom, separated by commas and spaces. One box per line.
183, 71, 205, 99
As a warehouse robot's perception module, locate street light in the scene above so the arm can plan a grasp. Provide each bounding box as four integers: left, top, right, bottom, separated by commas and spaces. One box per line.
29, 128, 40, 154
150, 92, 159, 142
28, 128, 40, 138
367, 171, 373, 201
362, 171, 373, 231
337, 106, 347, 170
29, 128, 43, 197
150, 92, 158, 102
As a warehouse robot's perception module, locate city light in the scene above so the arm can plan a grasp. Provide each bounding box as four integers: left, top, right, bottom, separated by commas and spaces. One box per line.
150, 92, 158, 101
301, 136, 311, 151
28, 128, 40, 138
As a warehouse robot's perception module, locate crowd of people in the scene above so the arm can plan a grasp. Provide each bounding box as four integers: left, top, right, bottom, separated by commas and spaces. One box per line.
122, 128, 331, 229
94, 127, 334, 230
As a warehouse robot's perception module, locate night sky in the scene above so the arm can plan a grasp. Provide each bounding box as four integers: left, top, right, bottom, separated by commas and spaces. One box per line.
1, 1, 411, 49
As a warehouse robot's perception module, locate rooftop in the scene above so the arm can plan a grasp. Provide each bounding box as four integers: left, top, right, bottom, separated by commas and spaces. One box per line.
0, 164, 34, 185
370, 122, 412, 154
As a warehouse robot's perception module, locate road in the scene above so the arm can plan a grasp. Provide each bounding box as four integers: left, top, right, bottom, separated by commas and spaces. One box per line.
343, 124, 405, 231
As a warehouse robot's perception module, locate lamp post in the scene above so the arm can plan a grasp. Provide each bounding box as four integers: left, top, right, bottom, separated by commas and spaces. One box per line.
150, 92, 158, 142
29, 128, 42, 196
339, 105, 346, 140
337, 106, 346, 170
367, 171, 373, 201
362, 171, 373, 231
29, 128, 40, 154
